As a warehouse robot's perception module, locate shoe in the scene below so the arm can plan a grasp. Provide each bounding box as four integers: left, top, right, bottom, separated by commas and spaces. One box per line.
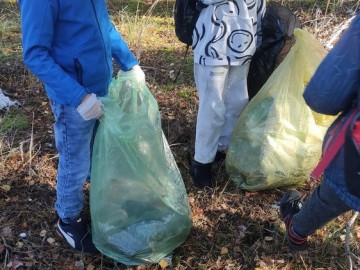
280, 190, 308, 251
56, 217, 99, 254
190, 161, 213, 188
214, 150, 226, 162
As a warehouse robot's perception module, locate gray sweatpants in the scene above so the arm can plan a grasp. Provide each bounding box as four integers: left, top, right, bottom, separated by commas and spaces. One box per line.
292, 180, 351, 237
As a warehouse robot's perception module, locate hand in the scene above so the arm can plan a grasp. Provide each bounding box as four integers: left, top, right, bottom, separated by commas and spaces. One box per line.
131, 65, 145, 83
77, 93, 102, 121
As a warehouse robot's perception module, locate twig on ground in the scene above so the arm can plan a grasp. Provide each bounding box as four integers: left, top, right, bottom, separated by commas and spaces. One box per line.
28, 112, 34, 172
211, 179, 230, 207
300, 254, 308, 270
1, 236, 10, 269
346, 211, 359, 270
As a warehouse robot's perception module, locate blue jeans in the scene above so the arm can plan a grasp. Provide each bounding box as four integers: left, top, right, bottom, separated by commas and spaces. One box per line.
50, 101, 98, 222
292, 180, 351, 237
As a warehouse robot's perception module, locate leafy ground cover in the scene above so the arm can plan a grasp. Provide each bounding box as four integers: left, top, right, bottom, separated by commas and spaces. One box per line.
1, 0, 360, 269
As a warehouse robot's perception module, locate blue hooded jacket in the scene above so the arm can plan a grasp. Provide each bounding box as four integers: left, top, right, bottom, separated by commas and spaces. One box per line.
19, 0, 138, 107
303, 14, 360, 210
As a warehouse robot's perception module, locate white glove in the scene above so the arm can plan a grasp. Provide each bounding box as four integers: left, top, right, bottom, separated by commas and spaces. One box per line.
77, 93, 102, 121
131, 65, 145, 83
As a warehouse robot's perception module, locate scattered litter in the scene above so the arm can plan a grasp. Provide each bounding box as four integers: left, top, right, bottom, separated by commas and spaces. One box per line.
264, 236, 274, 241
47, 237, 56, 244
0, 89, 19, 110
19, 232, 27, 238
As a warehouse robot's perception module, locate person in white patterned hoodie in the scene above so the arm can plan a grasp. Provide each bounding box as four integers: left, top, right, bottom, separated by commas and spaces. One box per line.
190, 0, 265, 188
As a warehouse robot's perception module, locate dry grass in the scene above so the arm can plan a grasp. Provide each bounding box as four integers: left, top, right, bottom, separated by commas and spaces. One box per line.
1, 1, 360, 269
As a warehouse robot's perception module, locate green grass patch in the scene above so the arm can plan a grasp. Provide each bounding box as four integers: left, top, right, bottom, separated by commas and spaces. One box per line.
162, 82, 177, 92
0, 51, 22, 62
113, 13, 175, 51
0, 1, 21, 57
179, 88, 192, 98
0, 108, 30, 134
173, 255, 181, 265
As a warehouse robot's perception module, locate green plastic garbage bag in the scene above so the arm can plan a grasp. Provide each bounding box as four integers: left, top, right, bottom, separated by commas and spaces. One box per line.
226, 29, 336, 191
90, 70, 192, 265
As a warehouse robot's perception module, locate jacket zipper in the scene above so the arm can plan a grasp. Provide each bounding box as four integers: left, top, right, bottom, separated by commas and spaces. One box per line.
74, 58, 83, 85
90, 0, 111, 76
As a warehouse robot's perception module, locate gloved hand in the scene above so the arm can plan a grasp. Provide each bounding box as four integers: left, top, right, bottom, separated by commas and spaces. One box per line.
131, 65, 145, 83
77, 93, 102, 121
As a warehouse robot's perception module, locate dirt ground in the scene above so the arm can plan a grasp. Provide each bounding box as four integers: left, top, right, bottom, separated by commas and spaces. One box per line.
1, 1, 360, 269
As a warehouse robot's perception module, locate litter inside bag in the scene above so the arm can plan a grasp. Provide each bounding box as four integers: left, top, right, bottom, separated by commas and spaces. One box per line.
90, 70, 192, 265
226, 29, 337, 191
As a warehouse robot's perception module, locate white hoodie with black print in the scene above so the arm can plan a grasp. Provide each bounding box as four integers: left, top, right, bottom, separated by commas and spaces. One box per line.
193, 0, 265, 66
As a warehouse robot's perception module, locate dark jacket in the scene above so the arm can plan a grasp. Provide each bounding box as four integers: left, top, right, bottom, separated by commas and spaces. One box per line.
304, 14, 360, 210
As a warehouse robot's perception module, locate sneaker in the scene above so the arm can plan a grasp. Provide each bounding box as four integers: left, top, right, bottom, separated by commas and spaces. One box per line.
190, 161, 213, 188
280, 190, 308, 251
56, 217, 99, 254
214, 150, 226, 163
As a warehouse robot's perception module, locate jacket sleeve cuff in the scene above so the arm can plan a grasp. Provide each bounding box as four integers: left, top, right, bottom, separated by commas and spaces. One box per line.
71, 87, 89, 107
121, 60, 139, 72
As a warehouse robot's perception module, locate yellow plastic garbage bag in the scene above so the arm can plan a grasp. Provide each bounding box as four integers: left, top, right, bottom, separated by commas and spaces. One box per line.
226, 29, 336, 191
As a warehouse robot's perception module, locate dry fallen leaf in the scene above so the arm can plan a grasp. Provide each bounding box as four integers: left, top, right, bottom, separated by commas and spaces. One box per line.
52, 254, 59, 259
0, 184, 11, 191
75, 260, 84, 270
25, 262, 33, 267
1, 226, 12, 237
158, 259, 168, 269
220, 247, 229, 255
179, 101, 187, 109
86, 264, 95, 270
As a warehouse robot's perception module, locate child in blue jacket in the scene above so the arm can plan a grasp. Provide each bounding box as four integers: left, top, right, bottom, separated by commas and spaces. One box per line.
19, 0, 144, 254
280, 14, 360, 251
